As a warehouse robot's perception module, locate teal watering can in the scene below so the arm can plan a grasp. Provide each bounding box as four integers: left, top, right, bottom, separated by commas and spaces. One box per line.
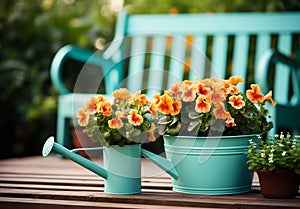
42, 136, 142, 194
142, 134, 258, 195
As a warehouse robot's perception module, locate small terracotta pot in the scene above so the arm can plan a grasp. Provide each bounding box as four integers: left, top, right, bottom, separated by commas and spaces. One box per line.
257, 170, 300, 198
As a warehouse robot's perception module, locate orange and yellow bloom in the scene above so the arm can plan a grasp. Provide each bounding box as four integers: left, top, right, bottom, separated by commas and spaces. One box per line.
195, 95, 211, 113
246, 84, 264, 103
77, 108, 89, 127
154, 76, 276, 136
228, 95, 245, 109
128, 109, 144, 126
77, 88, 157, 146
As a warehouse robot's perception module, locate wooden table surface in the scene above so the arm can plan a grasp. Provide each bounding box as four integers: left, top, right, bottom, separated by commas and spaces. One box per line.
0, 155, 299, 209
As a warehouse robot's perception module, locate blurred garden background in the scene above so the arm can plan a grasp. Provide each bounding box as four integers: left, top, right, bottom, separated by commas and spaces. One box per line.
1, 0, 300, 159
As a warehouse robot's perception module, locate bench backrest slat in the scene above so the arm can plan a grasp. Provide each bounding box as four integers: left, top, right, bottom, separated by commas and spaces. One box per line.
108, 11, 300, 103
232, 35, 249, 91
275, 35, 293, 104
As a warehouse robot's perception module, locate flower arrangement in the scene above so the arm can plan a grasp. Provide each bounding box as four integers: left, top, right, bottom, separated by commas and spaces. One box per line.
247, 133, 300, 174
153, 76, 276, 136
76, 88, 157, 146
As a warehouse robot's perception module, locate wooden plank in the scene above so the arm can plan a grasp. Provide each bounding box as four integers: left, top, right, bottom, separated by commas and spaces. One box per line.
0, 197, 220, 209
1, 188, 299, 209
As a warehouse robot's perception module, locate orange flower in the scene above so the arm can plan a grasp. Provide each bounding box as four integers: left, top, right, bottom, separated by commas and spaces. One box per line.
76, 108, 89, 126
170, 81, 182, 98
229, 76, 244, 85
112, 88, 132, 100
96, 95, 106, 103
146, 123, 156, 142
84, 97, 99, 114
213, 103, 227, 119
128, 109, 143, 126
181, 85, 197, 102
246, 84, 264, 103
183, 80, 194, 86
153, 93, 161, 105
99, 100, 112, 117
264, 91, 277, 106
228, 95, 245, 109
145, 103, 158, 119
133, 93, 151, 107
210, 85, 226, 104
222, 80, 239, 95
140, 94, 151, 106
203, 77, 219, 86
195, 95, 211, 113
155, 94, 174, 115
172, 100, 181, 115
108, 117, 124, 129
225, 112, 236, 127
196, 81, 210, 96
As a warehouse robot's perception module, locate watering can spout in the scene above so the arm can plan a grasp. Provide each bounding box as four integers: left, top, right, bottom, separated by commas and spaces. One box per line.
141, 149, 178, 179
42, 136, 107, 179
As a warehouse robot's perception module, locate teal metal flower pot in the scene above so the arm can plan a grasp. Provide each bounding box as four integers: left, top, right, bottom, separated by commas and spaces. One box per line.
163, 134, 259, 195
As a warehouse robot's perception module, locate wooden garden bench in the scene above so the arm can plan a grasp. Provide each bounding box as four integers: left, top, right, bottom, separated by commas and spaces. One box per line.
50, 10, 300, 147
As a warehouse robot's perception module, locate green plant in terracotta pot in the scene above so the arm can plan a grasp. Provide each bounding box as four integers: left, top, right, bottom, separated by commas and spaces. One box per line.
247, 133, 300, 198
147, 76, 277, 195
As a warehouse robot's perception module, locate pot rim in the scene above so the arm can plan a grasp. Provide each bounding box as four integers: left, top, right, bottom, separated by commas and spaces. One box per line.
164, 133, 260, 140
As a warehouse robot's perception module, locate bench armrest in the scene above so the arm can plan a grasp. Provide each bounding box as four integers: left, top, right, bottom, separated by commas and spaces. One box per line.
256, 48, 300, 105
50, 45, 117, 95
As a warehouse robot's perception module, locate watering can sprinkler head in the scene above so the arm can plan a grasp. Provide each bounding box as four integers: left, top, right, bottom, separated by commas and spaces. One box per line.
42, 136, 55, 157
42, 136, 108, 179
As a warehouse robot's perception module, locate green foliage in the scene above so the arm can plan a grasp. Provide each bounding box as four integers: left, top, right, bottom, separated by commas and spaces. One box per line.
124, 0, 300, 14
0, 0, 113, 158
247, 133, 300, 174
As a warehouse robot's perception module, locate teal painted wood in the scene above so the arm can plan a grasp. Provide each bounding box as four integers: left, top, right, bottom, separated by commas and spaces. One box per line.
256, 49, 300, 134
275, 35, 292, 104
232, 35, 249, 92
50, 10, 300, 148
189, 36, 207, 80
254, 35, 271, 81
167, 35, 186, 88
127, 35, 147, 92
126, 12, 300, 34
147, 35, 167, 95
211, 35, 228, 78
